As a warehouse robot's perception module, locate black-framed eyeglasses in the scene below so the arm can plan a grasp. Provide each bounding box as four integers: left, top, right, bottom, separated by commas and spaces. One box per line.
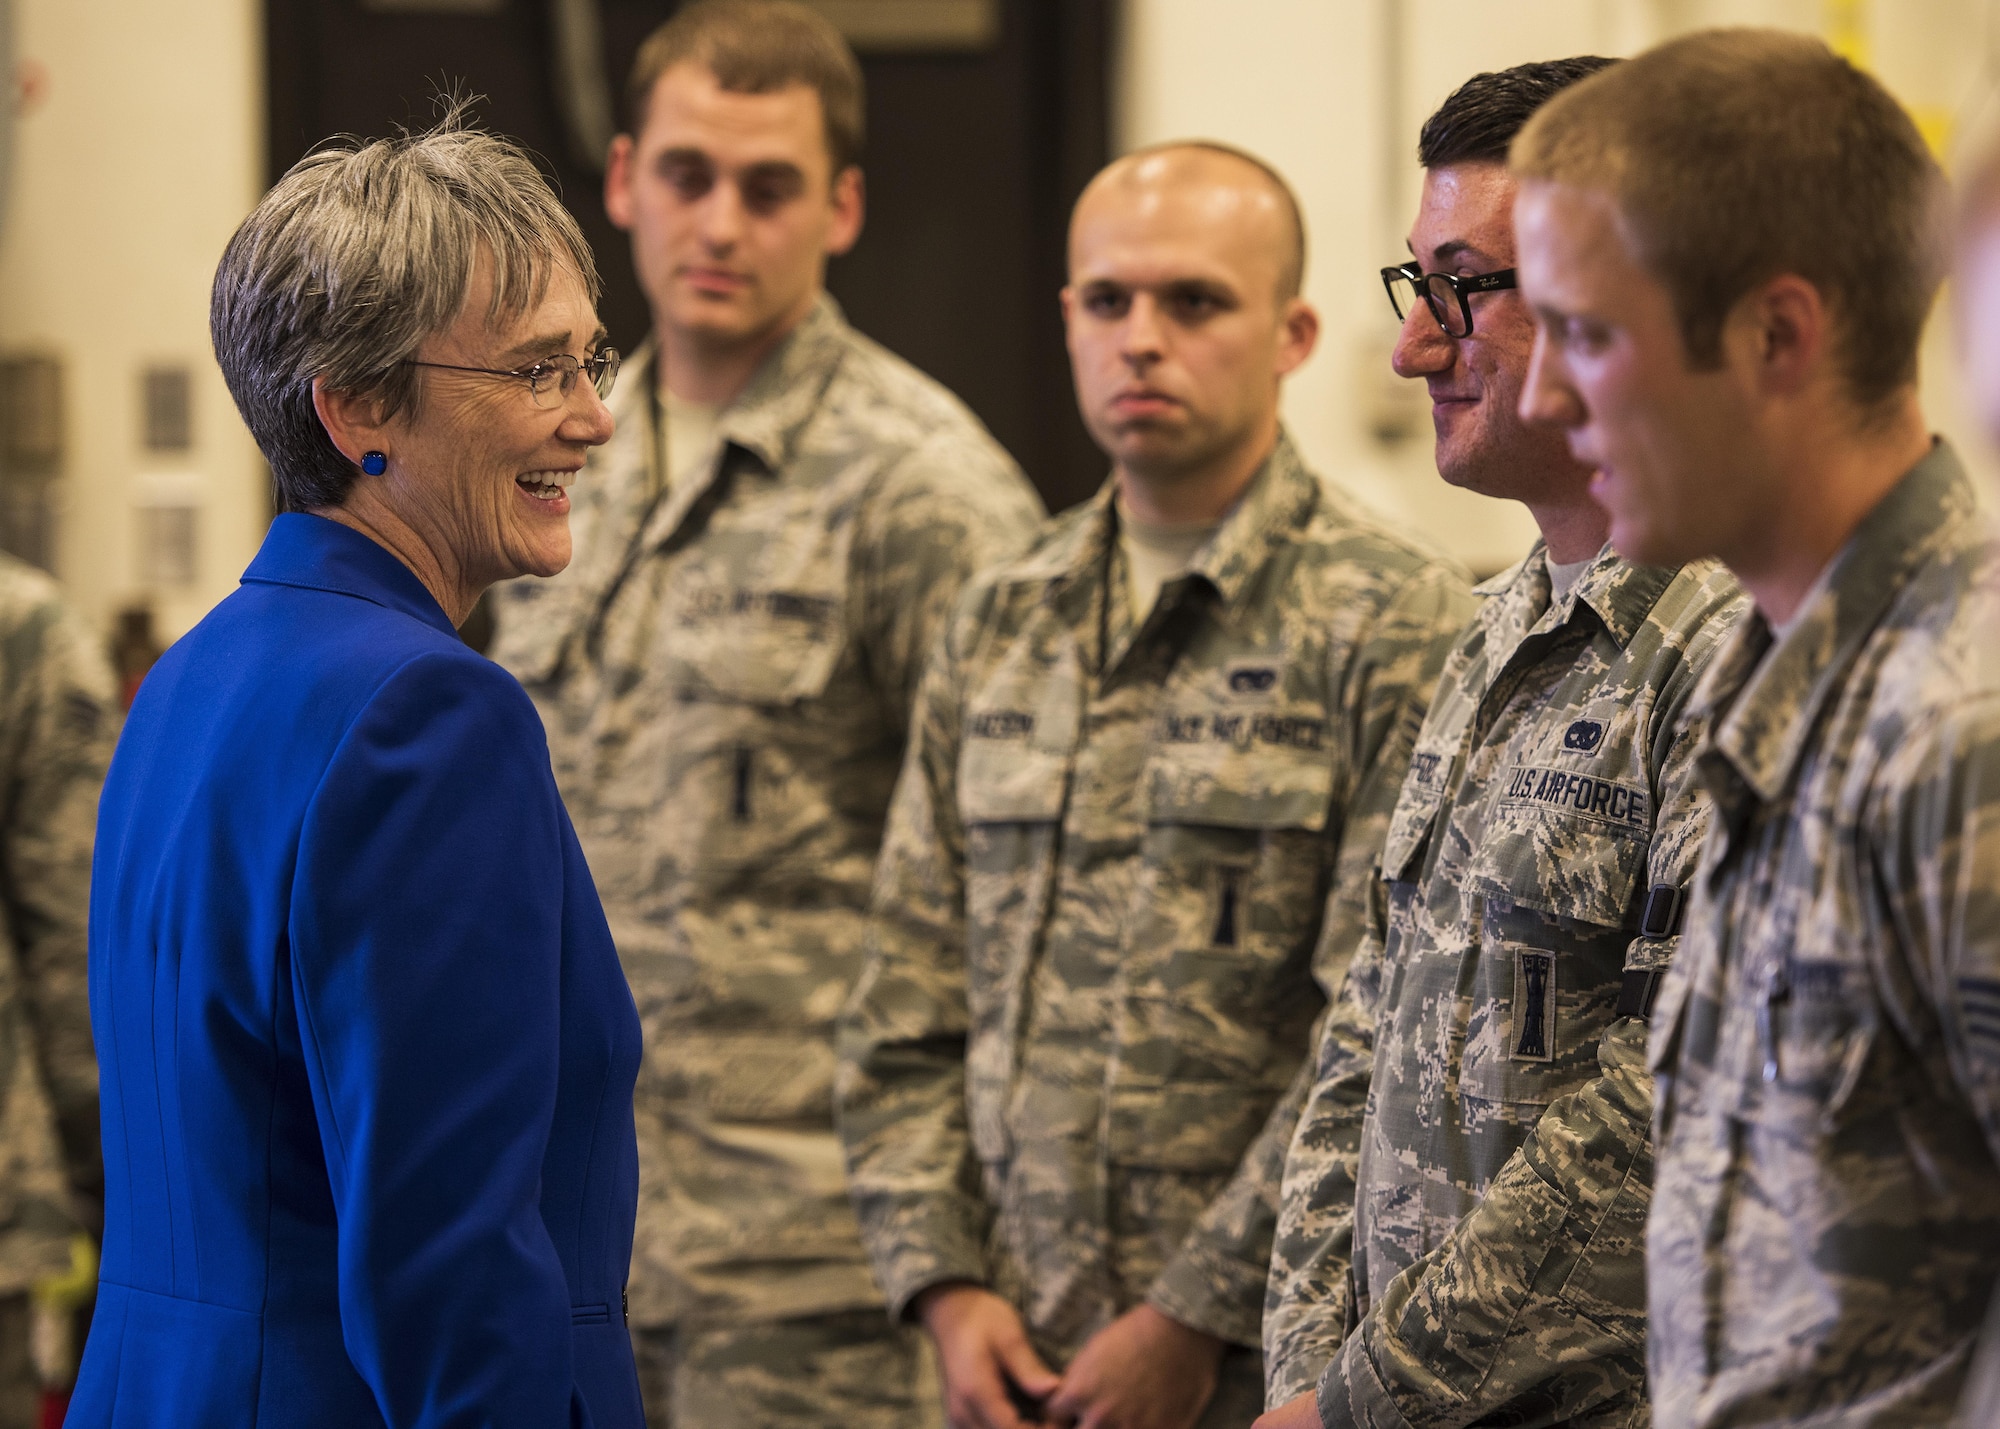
404, 348, 621, 409
1381, 261, 1517, 339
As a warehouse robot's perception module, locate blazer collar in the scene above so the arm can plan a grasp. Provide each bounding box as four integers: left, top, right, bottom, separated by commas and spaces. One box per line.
241, 513, 459, 639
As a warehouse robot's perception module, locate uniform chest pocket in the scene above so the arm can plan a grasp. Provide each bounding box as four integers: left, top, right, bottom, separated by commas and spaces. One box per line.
1120, 739, 1339, 1079
663, 583, 849, 706
1741, 956, 1878, 1130
1110, 734, 1332, 1176
1456, 777, 1648, 1110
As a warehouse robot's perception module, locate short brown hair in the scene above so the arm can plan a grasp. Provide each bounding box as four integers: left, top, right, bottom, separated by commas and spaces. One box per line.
624, 0, 865, 175
1512, 28, 1947, 415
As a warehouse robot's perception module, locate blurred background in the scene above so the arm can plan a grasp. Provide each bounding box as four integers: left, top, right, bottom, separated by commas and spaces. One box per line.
0, 0, 1993, 654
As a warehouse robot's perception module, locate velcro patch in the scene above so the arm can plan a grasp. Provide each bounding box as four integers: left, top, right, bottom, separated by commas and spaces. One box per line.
967, 709, 1036, 740
1501, 764, 1649, 831
1513, 950, 1556, 1061
1959, 976, 2000, 1048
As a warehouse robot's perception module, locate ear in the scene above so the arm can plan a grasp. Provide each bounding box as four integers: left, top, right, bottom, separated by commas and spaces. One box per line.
1734, 273, 1826, 399
311, 376, 391, 472
1274, 296, 1321, 378
826, 164, 865, 257
604, 133, 637, 232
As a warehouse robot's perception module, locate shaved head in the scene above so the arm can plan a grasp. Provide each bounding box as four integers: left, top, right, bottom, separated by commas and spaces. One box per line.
1073, 142, 1306, 300
1060, 140, 1319, 509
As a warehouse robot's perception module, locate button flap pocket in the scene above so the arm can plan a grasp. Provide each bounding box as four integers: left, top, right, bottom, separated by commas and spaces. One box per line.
958, 639, 1086, 825
959, 741, 1071, 824
1144, 730, 1337, 831
667, 581, 848, 705
1464, 766, 1649, 930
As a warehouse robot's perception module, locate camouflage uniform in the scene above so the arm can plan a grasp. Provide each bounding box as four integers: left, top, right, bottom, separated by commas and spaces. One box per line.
490, 295, 1044, 1427
837, 434, 1472, 1423
1262, 541, 1747, 1426
1649, 442, 2000, 1428
0, 557, 118, 1426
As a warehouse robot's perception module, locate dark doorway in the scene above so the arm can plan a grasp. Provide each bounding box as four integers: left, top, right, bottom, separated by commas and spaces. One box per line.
265, 0, 1110, 512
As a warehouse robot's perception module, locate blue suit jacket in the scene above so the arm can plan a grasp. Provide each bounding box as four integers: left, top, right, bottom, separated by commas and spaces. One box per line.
73, 514, 644, 1428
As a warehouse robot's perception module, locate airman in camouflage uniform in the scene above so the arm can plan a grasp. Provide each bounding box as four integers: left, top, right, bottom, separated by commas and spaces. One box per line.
1258, 59, 1750, 1429
1509, 29, 1997, 1428
491, 7, 1043, 1423
0, 555, 117, 1424
841, 141, 1472, 1429
493, 294, 1041, 1422
1263, 546, 1745, 1424
838, 425, 1470, 1422
1644, 445, 2000, 1427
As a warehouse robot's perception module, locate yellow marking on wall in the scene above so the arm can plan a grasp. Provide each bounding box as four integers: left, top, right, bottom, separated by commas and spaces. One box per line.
1824, 0, 1871, 68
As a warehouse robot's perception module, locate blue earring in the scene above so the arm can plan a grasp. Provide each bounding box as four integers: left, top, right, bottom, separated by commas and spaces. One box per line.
361, 451, 387, 476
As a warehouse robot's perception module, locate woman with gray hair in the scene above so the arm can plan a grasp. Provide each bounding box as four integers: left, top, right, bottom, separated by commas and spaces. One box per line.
69, 116, 642, 1428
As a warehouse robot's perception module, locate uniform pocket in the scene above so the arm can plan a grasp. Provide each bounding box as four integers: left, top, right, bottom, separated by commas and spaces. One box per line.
1457, 803, 1645, 1112
1105, 748, 1339, 1174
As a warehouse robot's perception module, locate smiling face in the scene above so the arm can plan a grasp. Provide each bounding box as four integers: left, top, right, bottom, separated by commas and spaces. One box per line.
1394, 162, 1590, 505
606, 62, 862, 356
1062, 151, 1316, 492
373, 262, 614, 589
1515, 180, 1766, 567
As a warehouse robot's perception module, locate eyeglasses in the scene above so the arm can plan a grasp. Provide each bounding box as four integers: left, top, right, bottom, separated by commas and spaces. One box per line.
1381, 261, 1517, 339
404, 348, 621, 408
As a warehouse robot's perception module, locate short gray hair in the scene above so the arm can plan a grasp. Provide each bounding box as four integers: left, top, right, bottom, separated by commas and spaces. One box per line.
212, 113, 600, 511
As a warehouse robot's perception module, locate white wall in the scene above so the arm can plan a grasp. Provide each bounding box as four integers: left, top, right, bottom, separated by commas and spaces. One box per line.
0, 0, 265, 639
1117, 0, 1998, 574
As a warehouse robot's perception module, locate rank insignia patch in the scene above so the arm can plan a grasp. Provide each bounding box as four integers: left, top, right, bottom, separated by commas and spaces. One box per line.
1513, 949, 1556, 1061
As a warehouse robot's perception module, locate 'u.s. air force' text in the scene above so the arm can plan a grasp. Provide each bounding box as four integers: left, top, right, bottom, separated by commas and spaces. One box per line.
1500, 763, 1650, 830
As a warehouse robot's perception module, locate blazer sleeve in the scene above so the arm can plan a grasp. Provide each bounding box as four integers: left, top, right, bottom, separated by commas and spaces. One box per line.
288, 651, 583, 1429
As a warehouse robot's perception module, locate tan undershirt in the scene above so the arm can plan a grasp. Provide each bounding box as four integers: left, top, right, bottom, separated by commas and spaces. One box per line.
653, 386, 721, 498
1547, 553, 1595, 604
1118, 499, 1219, 625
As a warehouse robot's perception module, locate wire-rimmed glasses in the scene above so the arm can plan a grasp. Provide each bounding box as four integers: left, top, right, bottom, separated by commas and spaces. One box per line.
405, 348, 621, 408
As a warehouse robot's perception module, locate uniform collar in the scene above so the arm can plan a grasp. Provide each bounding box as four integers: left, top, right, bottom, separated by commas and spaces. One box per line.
240, 512, 458, 638
1474, 537, 1679, 659
1694, 438, 1972, 806
709, 293, 850, 475
1020, 429, 1320, 621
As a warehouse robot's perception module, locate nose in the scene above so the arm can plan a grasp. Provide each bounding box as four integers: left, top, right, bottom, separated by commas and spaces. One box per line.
561, 377, 616, 447
1518, 325, 1582, 428
697, 179, 746, 251
1120, 293, 1165, 370
1390, 300, 1453, 379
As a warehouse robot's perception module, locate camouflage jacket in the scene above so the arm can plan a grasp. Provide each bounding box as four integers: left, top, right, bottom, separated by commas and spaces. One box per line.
490, 296, 1044, 1327
0, 556, 117, 1280
1649, 442, 2000, 1428
837, 433, 1472, 1367
1262, 542, 1747, 1426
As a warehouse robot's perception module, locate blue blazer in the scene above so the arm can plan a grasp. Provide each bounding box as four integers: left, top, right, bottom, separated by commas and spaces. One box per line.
73, 514, 644, 1428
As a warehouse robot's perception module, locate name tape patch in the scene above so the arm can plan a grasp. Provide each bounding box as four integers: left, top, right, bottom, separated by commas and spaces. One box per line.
967, 710, 1036, 740
1501, 764, 1650, 830
1161, 711, 1327, 751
